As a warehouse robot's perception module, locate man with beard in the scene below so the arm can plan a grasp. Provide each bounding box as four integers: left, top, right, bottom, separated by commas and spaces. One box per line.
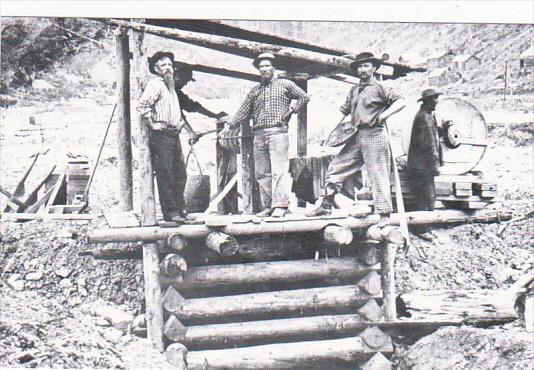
137, 51, 196, 223
407, 88, 452, 240
224, 52, 310, 218
307, 52, 406, 227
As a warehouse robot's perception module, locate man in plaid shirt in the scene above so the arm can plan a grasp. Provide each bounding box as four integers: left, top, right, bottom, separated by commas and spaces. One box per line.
308, 52, 406, 227
226, 52, 310, 217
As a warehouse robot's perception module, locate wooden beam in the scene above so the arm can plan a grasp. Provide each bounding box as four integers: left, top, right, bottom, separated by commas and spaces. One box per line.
159, 257, 380, 290
183, 330, 392, 369
3, 153, 40, 212
239, 120, 258, 214
163, 284, 381, 321
116, 29, 134, 211
24, 185, 55, 213
295, 79, 307, 157
1, 212, 99, 221
183, 62, 259, 82
44, 172, 66, 212
381, 243, 397, 321
163, 313, 388, 347
0, 186, 25, 208
87, 210, 513, 243
132, 25, 164, 352
399, 289, 518, 322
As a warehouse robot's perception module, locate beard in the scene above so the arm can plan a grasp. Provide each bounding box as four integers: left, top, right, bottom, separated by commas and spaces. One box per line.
260, 72, 274, 84
162, 72, 174, 87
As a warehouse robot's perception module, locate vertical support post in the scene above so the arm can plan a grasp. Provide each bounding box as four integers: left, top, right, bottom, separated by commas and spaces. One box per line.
130, 26, 164, 352
216, 120, 237, 214
239, 120, 258, 214
295, 79, 308, 207
116, 29, 133, 211
381, 242, 397, 320
295, 79, 308, 158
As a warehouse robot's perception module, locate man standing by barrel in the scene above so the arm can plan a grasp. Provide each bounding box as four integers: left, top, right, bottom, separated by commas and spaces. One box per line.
224, 52, 310, 218
137, 51, 196, 223
407, 88, 452, 240
307, 52, 405, 227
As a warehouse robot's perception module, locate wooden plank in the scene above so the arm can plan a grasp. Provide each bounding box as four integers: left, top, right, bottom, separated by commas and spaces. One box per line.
45, 172, 66, 212
0, 186, 25, 208
454, 182, 473, 190
443, 201, 489, 210
24, 185, 56, 213
0, 212, 100, 221
116, 30, 134, 211
160, 257, 380, 290
473, 183, 497, 192
454, 189, 473, 197
399, 289, 518, 321
480, 190, 498, 198
205, 173, 238, 214
3, 153, 41, 212
103, 210, 140, 228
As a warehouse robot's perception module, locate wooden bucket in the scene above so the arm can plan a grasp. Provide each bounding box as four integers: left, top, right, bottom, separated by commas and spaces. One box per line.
184, 148, 210, 213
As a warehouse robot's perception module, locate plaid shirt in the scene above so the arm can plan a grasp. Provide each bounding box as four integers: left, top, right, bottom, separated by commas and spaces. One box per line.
229, 78, 309, 130
137, 77, 183, 129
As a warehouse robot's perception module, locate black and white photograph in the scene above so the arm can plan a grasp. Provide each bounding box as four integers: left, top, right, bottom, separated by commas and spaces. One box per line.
0, 1, 533, 369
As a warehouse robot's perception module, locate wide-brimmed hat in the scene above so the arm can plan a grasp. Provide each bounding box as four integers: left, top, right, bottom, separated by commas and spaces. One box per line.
173, 61, 195, 81
253, 52, 277, 69
349, 52, 382, 69
148, 51, 175, 75
418, 88, 442, 102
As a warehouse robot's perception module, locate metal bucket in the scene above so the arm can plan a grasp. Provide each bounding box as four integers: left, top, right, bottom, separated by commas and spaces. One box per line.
184, 147, 210, 213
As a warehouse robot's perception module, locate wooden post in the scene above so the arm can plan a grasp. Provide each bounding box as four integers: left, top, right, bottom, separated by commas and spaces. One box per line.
295, 79, 308, 207
381, 242, 397, 321
240, 120, 258, 214
116, 29, 134, 211
131, 25, 165, 352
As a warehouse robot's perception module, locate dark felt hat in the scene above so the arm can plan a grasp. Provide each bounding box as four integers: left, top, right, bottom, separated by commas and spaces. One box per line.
253, 52, 277, 69
148, 51, 175, 75
418, 88, 442, 102
349, 52, 382, 69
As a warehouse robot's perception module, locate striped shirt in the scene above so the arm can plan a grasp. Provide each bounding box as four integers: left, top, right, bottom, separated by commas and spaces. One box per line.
137, 77, 183, 129
229, 78, 309, 130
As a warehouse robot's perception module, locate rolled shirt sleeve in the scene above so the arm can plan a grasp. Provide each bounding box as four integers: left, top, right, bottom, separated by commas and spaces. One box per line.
136, 79, 161, 119
340, 86, 356, 116
284, 80, 310, 113
228, 90, 254, 128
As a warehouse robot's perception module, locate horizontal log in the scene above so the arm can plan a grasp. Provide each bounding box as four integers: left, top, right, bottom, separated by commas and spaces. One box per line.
87, 210, 512, 243
163, 283, 381, 321
184, 328, 392, 369
399, 289, 518, 322
365, 225, 404, 245
163, 311, 392, 347
237, 234, 308, 261
2, 212, 100, 221
159, 257, 380, 290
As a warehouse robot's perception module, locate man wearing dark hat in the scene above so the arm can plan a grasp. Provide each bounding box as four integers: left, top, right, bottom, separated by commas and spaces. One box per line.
407, 88, 452, 239
137, 51, 196, 223
308, 52, 406, 227
224, 52, 310, 218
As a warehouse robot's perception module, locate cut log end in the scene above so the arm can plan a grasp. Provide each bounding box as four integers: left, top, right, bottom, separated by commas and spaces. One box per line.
159, 254, 187, 277
358, 271, 382, 296
162, 286, 185, 313
206, 231, 239, 256
361, 352, 393, 370
164, 315, 188, 342
357, 299, 384, 322
360, 326, 392, 350
166, 233, 188, 251
323, 224, 354, 246
165, 343, 188, 370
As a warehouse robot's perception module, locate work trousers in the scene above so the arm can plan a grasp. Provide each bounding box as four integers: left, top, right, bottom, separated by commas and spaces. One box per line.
325, 126, 393, 214
253, 131, 291, 209
407, 167, 436, 211
150, 131, 187, 220
407, 167, 436, 233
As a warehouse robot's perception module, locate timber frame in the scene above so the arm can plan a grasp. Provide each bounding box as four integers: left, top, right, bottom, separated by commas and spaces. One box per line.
86, 18, 512, 368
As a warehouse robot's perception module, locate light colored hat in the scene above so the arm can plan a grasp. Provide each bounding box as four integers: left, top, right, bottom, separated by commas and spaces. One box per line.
253, 52, 277, 69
